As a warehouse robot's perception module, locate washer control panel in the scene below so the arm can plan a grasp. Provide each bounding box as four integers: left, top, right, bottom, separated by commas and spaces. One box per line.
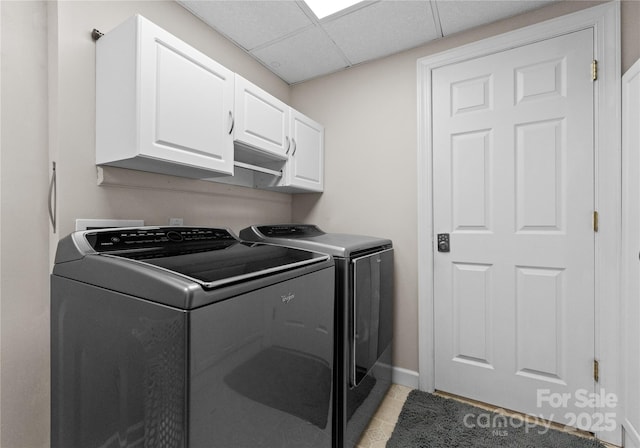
84, 227, 236, 253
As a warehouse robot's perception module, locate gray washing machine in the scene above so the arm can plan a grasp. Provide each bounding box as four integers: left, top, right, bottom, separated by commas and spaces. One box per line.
51, 226, 335, 448
239, 224, 393, 448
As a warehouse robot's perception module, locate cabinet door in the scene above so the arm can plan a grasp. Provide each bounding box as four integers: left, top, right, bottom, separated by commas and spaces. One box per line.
234, 74, 290, 160
286, 110, 324, 192
138, 17, 234, 175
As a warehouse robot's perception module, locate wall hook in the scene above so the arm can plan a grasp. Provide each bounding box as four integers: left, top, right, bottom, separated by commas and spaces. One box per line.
91, 29, 104, 41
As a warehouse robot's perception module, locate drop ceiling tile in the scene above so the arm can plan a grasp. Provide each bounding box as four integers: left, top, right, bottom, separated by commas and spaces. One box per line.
178, 0, 313, 51
324, 0, 440, 65
435, 0, 557, 36
176, 0, 560, 85
251, 25, 349, 84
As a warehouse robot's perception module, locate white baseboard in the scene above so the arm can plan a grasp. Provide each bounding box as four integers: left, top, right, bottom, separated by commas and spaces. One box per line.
392, 366, 419, 389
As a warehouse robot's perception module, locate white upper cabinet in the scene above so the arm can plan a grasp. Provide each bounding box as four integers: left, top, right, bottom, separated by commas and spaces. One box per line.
233, 75, 324, 192
255, 109, 324, 193
96, 15, 324, 192
285, 110, 324, 192
233, 74, 290, 164
96, 15, 234, 178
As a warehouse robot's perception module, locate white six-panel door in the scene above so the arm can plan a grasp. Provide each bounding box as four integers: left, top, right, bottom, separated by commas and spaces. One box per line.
433, 28, 595, 428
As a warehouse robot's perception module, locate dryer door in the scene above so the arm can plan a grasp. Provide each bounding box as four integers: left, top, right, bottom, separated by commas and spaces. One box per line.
351, 248, 394, 386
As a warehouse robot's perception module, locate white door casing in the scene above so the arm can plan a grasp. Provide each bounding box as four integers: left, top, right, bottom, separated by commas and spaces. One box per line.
432, 28, 594, 427
622, 58, 640, 448
417, 2, 620, 444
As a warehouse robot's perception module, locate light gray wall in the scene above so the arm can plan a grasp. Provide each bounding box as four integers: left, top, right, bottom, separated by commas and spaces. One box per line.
2, 0, 639, 447
622, 0, 640, 74
1, 2, 51, 447
52, 0, 293, 239
290, 0, 639, 373
2, 1, 294, 446
0, 0, 3, 437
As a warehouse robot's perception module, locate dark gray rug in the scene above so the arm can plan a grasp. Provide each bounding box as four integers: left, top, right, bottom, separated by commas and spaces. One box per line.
387, 390, 605, 448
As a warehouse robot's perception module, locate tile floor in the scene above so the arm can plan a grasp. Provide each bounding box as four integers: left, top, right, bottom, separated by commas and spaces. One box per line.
356, 384, 412, 448
355, 385, 618, 448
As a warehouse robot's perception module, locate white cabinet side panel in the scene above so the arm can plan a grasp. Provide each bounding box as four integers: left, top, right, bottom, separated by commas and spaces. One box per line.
95, 16, 138, 163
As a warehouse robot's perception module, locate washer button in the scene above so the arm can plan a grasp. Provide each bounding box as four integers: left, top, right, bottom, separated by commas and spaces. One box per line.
167, 231, 183, 242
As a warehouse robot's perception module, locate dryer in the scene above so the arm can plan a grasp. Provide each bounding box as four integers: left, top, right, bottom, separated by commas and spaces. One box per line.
239, 224, 394, 448
51, 226, 335, 448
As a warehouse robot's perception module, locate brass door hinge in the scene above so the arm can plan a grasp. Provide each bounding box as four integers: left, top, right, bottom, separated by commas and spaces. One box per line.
594, 359, 599, 382
593, 211, 599, 232
592, 60, 598, 81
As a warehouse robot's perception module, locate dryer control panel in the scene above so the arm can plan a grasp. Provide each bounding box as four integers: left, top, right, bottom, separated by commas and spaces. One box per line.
256, 224, 325, 238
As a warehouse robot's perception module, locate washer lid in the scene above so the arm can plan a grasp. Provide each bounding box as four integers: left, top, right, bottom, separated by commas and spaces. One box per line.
69, 226, 329, 290
123, 243, 326, 289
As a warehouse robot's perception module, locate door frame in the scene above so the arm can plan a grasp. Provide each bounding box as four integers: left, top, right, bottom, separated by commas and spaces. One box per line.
417, 1, 621, 444
621, 58, 640, 447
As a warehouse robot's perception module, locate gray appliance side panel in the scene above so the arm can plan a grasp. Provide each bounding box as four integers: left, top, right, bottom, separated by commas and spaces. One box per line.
53, 256, 201, 309
188, 266, 335, 448
377, 250, 394, 358
54, 233, 91, 263
51, 275, 188, 448
344, 345, 392, 448
239, 226, 392, 257
334, 258, 350, 446
301, 233, 391, 256
344, 250, 394, 448
351, 248, 394, 386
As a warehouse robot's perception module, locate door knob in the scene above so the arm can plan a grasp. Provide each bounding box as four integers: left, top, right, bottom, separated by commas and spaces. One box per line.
437, 234, 450, 252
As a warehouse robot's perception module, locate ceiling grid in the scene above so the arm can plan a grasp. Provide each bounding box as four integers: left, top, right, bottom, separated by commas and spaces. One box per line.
178, 0, 557, 84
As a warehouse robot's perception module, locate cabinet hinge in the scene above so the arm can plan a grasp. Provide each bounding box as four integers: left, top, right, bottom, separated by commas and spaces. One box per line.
592, 60, 598, 81
593, 211, 599, 232
594, 359, 599, 382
